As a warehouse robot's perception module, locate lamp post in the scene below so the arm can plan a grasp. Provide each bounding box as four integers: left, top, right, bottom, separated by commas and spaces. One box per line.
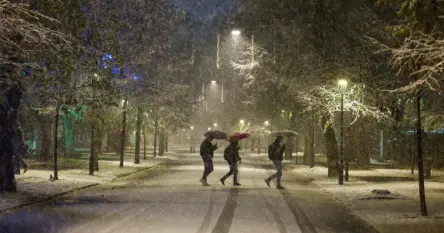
264, 121, 270, 155
338, 79, 348, 185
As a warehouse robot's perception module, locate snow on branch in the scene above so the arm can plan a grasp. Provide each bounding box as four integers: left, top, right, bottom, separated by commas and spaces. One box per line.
297, 83, 388, 125
0, 0, 72, 66
370, 32, 444, 93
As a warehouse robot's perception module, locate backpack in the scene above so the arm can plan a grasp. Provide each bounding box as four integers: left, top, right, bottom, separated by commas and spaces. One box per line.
224, 147, 231, 161
268, 144, 275, 160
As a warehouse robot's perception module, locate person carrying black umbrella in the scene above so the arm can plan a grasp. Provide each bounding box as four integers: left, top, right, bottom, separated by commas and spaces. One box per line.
220, 140, 241, 186
200, 135, 218, 186
265, 136, 286, 189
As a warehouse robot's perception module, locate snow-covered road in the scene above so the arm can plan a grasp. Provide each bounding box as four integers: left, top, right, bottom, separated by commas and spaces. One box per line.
0, 153, 379, 233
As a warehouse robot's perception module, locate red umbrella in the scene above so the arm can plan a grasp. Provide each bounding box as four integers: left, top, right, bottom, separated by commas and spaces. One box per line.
229, 132, 251, 142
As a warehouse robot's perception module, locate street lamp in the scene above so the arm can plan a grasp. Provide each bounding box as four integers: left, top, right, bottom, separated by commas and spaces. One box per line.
240, 119, 245, 125
264, 121, 269, 127
213, 123, 218, 128
211, 80, 216, 84
190, 126, 194, 130
338, 79, 348, 185
208, 127, 212, 131
231, 29, 241, 36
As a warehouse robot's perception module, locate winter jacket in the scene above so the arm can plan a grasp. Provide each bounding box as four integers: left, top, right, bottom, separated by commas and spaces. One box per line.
224, 143, 241, 164
269, 141, 285, 161
200, 139, 217, 160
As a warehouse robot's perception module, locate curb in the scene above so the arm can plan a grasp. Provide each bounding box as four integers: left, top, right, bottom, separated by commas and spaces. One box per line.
0, 162, 163, 214
111, 163, 163, 180
0, 183, 100, 214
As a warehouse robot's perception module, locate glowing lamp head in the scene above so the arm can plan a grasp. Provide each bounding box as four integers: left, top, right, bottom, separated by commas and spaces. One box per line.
231, 30, 241, 36
338, 79, 348, 90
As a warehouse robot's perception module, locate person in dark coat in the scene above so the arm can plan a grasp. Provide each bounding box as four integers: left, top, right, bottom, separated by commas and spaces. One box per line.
265, 136, 285, 189
220, 140, 241, 186
200, 135, 218, 186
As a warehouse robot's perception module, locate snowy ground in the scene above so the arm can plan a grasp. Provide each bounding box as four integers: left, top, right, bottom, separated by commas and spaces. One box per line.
0, 158, 165, 213
293, 166, 444, 233
0, 151, 379, 233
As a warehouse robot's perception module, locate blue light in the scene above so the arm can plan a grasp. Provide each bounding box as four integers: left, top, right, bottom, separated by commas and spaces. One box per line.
103, 54, 113, 60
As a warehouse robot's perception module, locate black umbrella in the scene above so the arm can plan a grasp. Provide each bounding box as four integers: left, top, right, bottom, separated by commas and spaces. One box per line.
204, 130, 228, 140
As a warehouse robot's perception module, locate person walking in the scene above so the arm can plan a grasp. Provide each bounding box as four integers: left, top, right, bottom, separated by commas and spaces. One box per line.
220, 140, 241, 186
265, 136, 286, 189
200, 135, 217, 186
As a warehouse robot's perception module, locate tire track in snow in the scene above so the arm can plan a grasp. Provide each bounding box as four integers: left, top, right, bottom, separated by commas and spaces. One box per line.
251, 168, 287, 233
196, 187, 216, 233
210, 188, 239, 233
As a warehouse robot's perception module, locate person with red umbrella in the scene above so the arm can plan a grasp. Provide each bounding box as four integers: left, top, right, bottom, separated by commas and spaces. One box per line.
219, 133, 250, 186
220, 139, 242, 186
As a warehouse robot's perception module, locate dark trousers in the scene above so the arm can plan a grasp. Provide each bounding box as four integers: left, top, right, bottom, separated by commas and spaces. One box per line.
201, 158, 214, 181
267, 160, 282, 185
221, 162, 238, 183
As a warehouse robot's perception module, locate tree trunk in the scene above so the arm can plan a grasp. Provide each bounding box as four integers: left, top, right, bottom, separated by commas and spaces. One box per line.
94, 131, 100, 172
159, 130, 165, 157
411, 134, 415, 174
53, 106, 60, 180
251, 139, 255, 152
0, 83, 22, 191
257, 139, 261, 155
310, 112, 315, 168
285, 136, 294, 160
134, 108, 142, 164
38, 116, 52, 161
89, 123, 95, 176
153, 119, 158, 157
322, 120, 339, 177
303, 136, 309, 165
120, 98, 128, 168
165, 132, 168, 153
143, 124, 147, 160
416, 94, 427, 216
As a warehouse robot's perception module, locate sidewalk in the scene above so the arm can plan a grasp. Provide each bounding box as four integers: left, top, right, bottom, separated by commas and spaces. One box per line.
292, 165, 444, 233
0, 158, 165, 213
